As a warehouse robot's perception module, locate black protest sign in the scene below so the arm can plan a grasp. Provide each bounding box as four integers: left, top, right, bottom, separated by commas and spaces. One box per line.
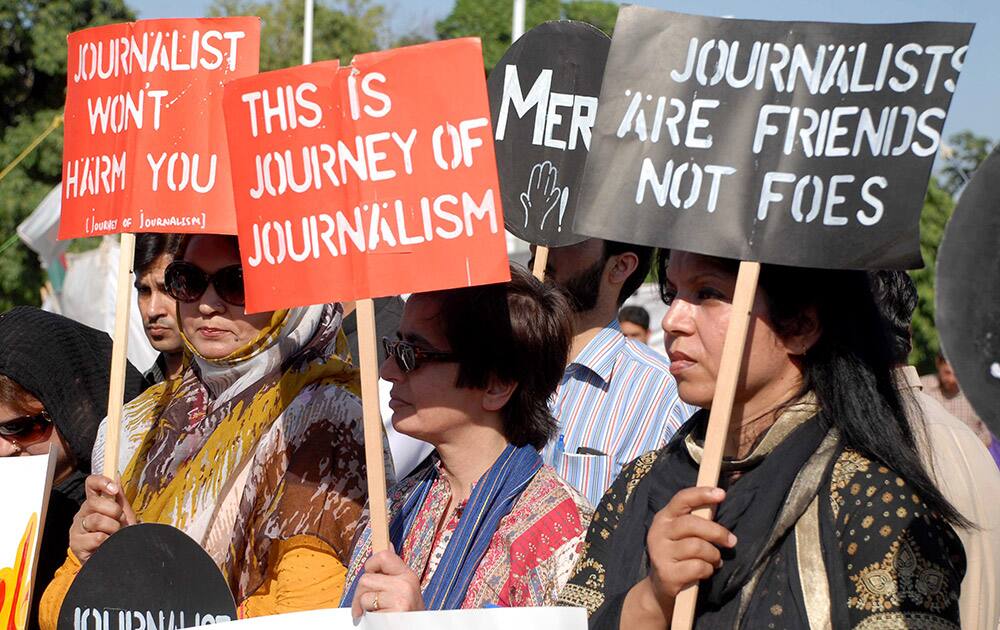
58, 524, 236, 630
488, 21, 610, 247
573, 7, 973, 269
936, 148, 1000, 433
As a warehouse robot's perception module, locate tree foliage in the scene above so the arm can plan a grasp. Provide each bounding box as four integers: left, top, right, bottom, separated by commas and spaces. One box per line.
938, 130, 995, 196
907, 132, 993, 373
434, 0, 618, 72
209, 0, 385, 72
0, 0, 134, 311
908, 178, 954, 374
434, 0, 620, 72
562, 0, 618, 35
436, 0, 561, 72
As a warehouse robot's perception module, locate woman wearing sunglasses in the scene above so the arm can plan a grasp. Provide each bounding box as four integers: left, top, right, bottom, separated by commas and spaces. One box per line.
40, 234, 378, 627
342, 265, 593, 614
0, 307, 144, 630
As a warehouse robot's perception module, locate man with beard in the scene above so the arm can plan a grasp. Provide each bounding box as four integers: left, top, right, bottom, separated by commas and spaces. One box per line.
134, 233, 185, 387
531, 239, 694, 505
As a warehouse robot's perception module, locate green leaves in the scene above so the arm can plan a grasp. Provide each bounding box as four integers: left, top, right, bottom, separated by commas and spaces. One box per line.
436, 0, 622, 72
0, 0, 132, 310
209, 0, 385, 72
909, 178, 955, 373
562, 0, 618, 36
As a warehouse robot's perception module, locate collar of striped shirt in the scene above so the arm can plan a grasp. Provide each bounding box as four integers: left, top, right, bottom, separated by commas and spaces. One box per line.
567, 319, 625, 384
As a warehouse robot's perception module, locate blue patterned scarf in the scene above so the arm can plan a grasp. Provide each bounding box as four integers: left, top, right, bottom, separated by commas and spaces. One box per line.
342, 443, 542, 609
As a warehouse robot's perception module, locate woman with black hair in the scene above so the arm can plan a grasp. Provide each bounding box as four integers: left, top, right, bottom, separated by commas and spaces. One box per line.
342, 265, 592, 614
560, 251, 967, 629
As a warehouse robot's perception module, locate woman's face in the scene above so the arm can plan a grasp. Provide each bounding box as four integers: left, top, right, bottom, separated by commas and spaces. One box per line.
178, 235, 272, 359
0, 396, 73, 482
660, 252, 806, 412
380, 295, 491, 447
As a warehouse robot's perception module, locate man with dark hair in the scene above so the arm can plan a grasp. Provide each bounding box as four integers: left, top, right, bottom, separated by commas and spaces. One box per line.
531, 238, 693, 505
617, 305, 651, 344
869, 269, 1000, 629
134, 233, 185, 386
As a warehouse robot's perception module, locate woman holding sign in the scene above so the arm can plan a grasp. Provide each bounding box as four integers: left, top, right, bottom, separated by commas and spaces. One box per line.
342, 266, 593, 612
39, 235, 375, 626
560, 252, 968, 629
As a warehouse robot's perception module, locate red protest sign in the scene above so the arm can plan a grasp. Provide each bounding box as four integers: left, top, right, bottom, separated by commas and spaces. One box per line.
59, 18, 260, 239
223, 39, 510, 313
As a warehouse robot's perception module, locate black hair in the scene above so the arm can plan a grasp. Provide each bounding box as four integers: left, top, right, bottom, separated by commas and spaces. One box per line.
656, 251, 969, 528
867, 270, 917, 365
618, 305, 651, 330
421, 265, 573, 450
134, 233, 184, 278
605, 240, 653, 306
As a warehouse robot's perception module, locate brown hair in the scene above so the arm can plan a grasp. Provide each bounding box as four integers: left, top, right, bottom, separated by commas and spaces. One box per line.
420, 265, 573, 449
0, 374, 42, 414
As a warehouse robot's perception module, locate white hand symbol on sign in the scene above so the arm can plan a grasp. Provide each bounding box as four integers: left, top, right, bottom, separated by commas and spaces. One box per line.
520, 161, 565, 231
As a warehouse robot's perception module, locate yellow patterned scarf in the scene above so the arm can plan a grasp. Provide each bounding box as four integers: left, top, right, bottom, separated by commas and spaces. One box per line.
95, 304, 366, 601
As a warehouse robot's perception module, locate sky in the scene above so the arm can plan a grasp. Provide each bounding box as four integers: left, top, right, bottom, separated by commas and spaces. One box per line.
128, 0, 1000, 143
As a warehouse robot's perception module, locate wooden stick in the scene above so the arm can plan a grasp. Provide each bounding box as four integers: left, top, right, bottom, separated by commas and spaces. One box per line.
102, 233, 136, 479
670, 260, 761, 630
356, 298, 390, 551
531, 245, 549, 281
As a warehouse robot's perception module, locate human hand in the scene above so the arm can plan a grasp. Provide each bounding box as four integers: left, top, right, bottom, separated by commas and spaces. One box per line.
646, 487, 735, 606
520, 161, 563, 230
69, 475, 137, 564
350, 550, 424, 617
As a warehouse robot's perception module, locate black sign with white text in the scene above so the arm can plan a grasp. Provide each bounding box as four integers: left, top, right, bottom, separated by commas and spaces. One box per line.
489, 21, 610, 246
573, 7, 974, 269
58, 524, 236, 630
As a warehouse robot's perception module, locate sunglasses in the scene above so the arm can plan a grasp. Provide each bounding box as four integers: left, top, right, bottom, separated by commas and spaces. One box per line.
165, 261, 246, 306
0, 411, 53, 447
382, 337, 457, 373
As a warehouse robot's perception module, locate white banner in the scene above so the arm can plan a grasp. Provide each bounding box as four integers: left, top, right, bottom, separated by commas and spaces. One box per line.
192, 606, 587, 630
0, 452, 56, 629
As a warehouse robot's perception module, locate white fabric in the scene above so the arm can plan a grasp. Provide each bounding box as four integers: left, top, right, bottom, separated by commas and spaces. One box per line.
54, 236, 158, 372
189, 606, 587, 630
16, 182, 67, 268
900, 365, 1000, 630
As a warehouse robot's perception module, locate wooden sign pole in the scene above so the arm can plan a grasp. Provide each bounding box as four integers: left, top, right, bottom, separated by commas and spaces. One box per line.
356, 298, 390, 552
670, 260, 760, 630
531, 245, 549, 281
101, 233, 136, 479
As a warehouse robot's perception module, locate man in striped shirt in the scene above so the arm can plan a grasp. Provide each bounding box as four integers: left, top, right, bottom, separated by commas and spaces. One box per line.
532, 239, 696, 505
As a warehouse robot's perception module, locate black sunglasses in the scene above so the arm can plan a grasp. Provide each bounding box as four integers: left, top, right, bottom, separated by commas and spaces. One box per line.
164, 260, 246, 306
0, 411, 53, 446
382, 337, 457, 373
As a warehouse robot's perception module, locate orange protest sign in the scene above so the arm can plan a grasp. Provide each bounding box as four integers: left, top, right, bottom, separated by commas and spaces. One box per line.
59, 18, 260, 239
223, 38, 511, 312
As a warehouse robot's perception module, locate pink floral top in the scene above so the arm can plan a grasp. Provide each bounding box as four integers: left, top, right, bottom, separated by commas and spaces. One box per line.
346, 460, 593, 607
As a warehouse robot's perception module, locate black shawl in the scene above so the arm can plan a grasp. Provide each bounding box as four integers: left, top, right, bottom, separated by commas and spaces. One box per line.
594, 410, 830, 628
0, 306, 144, 629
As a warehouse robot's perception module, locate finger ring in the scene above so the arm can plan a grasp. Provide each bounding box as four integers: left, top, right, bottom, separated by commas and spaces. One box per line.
371, 591, 379, 612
